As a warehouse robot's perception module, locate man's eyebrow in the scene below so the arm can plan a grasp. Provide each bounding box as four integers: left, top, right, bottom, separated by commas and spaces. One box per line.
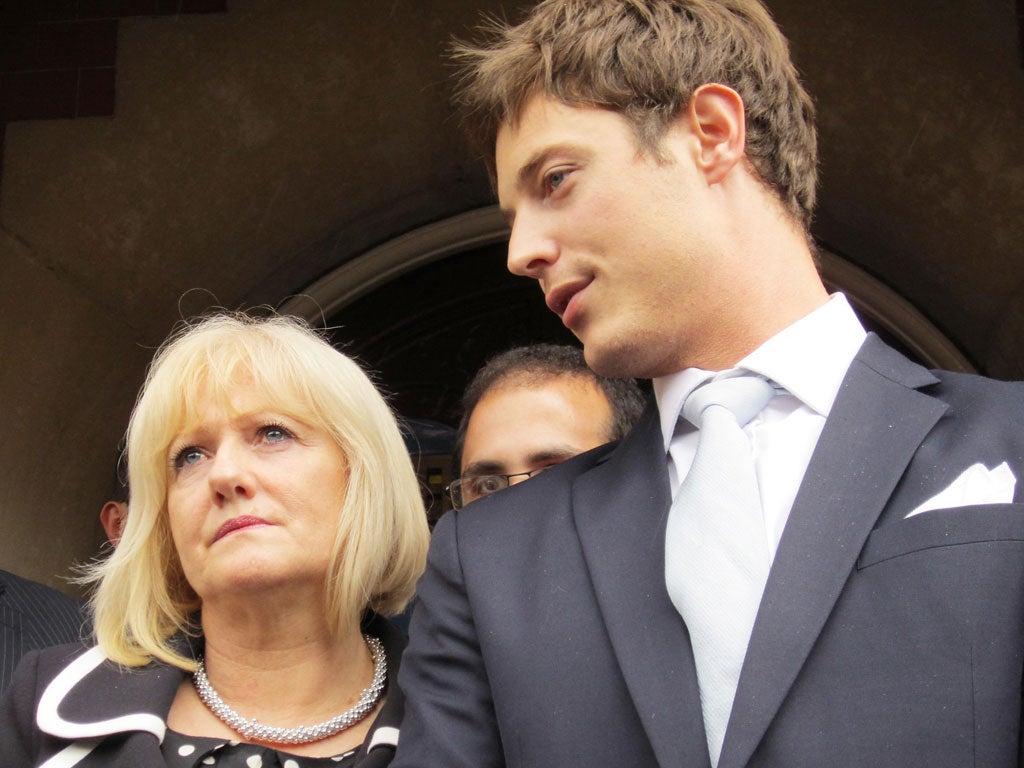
461, 460, 506, 477
518, 144, 581, 188
526, 446, 583, 465
498, 152, 548, 227
516, 149, 551, 189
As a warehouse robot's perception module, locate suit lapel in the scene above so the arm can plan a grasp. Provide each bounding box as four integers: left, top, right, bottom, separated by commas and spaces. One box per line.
719, 336, 945, 768
573, 402, 711, 768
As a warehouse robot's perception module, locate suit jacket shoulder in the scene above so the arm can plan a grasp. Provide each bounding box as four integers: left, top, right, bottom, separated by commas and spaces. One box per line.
0, 569, 87, 693
394, 403, 711, 768
721, 336, 1024, 768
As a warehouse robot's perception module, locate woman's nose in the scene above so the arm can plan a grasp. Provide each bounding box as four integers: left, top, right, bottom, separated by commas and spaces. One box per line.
206, 443, 254, 501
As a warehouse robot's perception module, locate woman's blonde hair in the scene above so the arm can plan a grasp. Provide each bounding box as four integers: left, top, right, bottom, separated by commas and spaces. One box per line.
86, 313, 429, 669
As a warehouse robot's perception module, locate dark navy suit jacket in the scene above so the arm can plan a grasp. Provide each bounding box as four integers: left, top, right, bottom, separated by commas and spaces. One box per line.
0, 569, 86, 694
394, 336, 1024, 767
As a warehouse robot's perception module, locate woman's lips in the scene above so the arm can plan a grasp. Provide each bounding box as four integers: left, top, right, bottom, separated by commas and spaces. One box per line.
213, 515, 271, 543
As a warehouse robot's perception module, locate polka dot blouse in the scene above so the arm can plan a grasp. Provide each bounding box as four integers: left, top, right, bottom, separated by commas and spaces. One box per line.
162, 729, 362, 767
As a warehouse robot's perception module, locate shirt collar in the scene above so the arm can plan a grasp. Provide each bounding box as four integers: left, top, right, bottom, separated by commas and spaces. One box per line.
654, 293, 867, 452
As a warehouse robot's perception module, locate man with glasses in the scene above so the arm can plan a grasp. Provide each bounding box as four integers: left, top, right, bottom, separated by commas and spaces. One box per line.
448, 344, 644, 510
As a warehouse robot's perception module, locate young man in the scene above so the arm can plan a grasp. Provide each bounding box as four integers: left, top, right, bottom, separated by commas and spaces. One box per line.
449, 344, 645, 509
395, 2, 1024, 767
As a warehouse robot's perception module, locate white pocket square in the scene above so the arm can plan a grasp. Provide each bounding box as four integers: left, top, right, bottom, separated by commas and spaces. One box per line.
905, 461, 1017, 518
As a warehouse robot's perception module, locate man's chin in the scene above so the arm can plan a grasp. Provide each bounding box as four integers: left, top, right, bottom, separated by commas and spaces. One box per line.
582, 341, 642, 379
584, 335, 685, 379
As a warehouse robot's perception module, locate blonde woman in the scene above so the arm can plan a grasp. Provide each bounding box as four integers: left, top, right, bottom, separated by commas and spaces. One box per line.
0, 314, 429, 768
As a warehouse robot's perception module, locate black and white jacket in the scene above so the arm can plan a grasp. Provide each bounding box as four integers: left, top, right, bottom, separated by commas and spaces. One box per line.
0, 614, 406, 768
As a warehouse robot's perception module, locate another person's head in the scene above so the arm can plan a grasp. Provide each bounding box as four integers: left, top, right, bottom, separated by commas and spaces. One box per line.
450, 344, 645, 508
88, 313, 429, 669
452, 0, 816, 229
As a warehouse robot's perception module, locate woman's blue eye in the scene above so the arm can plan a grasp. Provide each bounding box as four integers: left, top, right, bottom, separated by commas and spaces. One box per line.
260, 424, 292, 442
174, 447, 203, 469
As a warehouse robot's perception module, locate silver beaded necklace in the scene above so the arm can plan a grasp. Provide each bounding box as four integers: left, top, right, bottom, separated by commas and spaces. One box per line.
192, 634, 386, 745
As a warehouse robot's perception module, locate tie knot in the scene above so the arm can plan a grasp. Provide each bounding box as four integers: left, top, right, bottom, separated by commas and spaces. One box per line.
682, 375, 776, 429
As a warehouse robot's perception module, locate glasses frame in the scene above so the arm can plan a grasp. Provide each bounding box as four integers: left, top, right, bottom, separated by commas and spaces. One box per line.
446, 468, 550, 510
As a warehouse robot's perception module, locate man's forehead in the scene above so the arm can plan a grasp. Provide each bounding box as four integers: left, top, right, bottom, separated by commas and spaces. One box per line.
495, 96, 647, 203
495, 96, 579, 173
469, 376, 613, 432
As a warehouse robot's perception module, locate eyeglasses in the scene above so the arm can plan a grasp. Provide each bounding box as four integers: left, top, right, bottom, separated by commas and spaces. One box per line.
447, 468, 551, 510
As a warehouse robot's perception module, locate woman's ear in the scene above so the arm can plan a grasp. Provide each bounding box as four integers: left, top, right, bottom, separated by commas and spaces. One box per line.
686, 83, 746, 185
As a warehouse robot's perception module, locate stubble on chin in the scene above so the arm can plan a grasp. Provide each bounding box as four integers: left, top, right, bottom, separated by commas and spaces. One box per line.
586, 328, 693, 380
582, 337, 648, 379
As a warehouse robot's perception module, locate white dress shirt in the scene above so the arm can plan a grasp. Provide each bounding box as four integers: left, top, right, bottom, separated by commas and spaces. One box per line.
654, 293, 867, 563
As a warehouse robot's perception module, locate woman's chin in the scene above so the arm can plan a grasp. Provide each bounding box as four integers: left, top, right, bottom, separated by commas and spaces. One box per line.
197, 562, 325, 604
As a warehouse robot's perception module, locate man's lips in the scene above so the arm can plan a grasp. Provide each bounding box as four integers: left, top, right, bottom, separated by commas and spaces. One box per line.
545, 279, 591, 323
213, 515, 271, 543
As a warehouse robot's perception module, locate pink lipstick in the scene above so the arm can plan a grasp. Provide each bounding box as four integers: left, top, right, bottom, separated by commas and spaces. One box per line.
213, 515, 271, 543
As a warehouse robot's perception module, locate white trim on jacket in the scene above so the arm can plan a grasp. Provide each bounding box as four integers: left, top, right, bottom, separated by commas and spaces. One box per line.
35, 646, 166, 767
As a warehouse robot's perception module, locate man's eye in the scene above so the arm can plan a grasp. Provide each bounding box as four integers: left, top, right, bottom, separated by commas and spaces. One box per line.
544, 169, 568, 192
470, 475, 507, 495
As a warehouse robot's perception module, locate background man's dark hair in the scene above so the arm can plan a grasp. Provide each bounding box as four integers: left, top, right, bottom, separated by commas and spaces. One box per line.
452, 344, 647, 473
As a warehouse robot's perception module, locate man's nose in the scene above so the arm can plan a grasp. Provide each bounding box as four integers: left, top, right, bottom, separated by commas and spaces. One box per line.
506, 213, 559, 278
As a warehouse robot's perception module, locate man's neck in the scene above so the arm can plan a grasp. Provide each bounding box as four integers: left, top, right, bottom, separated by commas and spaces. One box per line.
687, 186, 829, 371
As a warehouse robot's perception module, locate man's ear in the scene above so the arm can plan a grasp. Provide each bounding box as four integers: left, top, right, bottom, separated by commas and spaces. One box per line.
686, 83, 746, 184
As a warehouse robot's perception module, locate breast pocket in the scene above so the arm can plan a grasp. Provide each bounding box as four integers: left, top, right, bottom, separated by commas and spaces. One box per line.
857, 503, 1024, 568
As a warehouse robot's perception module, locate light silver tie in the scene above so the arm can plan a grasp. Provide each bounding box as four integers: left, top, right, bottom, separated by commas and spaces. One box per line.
665, 375, 776, 767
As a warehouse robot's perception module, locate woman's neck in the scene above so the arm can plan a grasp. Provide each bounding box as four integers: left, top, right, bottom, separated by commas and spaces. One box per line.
199, 598, 368, 708
167, 597, 379, 758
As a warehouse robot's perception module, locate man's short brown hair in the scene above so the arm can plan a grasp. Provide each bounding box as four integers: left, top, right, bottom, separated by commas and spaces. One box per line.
452, 0, 818, 229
